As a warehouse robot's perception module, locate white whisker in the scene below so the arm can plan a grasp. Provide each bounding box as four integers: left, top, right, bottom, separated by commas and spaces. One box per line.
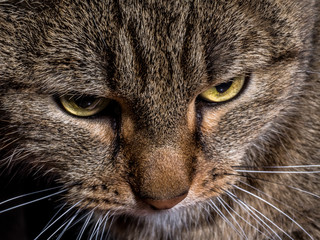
0, 147, 25, 167
238, 176, 320, 199
217, 196, 268, 238
301, 70, 320, 75
56, 208, 83, 240
286, 186, 320, 199
249, 205, 291, 240
0, 186, 62, 206
100, 211, 111, 240
235, 170, 320, 174
216, 197, 248, 239
76, 208, 95, 240
105, 212, 116, 238
89, 215, 103, 240
238, 180, 294, 210
42, 203, 68, 231
232, 185, 314, 239
237, 180, 318, 229
34, 200, 82, 240
67, 209, 93, 230
46, 217, 71, 240
233, 165, 320, 169
0, 189, 67, 214
261, 165, 320, 169
225, 190, 280, 240
209, 199, 245, 239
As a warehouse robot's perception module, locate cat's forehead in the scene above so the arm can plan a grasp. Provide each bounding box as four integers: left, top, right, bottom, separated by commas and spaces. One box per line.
45, 0, 254, 93
1, 0, 313, 98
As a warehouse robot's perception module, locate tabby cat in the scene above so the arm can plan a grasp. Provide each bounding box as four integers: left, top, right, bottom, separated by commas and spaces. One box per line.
0, 0, 319, 239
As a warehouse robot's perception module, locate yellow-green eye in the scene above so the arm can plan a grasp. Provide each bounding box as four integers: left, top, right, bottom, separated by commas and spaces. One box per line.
199, 75, 245, 103
60, 95, 110, 117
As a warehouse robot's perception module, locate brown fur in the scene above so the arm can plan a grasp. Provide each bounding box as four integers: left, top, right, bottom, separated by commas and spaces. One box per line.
0, 0, 319, 239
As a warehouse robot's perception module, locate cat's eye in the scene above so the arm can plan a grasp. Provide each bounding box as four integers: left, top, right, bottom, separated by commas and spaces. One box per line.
59, 95, 110, 117
199, 75, 245, 103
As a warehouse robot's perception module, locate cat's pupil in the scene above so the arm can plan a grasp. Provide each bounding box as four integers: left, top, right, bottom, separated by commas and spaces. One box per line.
74, 96, 97, 109
216, 81, 233, 93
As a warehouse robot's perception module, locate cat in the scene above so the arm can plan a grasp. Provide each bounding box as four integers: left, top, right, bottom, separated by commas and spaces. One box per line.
0, 0, 319, 239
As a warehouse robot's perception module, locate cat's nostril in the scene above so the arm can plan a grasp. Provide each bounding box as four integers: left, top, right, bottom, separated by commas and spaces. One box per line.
143, 191, 188, 210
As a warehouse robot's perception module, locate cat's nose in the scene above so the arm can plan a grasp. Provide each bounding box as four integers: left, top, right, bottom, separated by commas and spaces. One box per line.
126, 144, 194, 209
143, 191, 188, 210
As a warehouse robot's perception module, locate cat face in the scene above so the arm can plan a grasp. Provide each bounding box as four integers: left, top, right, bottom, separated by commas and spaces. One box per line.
0, 0, 319, 239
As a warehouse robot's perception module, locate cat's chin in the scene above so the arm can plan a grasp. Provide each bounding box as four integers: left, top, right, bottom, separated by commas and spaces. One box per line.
91, 202, 210, 239
90, 198, 200, 221
102, 202, 190, 218
116, 208, 177, 219
128, 204, 186, 217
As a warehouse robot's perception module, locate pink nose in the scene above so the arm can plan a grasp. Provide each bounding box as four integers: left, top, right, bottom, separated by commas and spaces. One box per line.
143, 192, 188, 210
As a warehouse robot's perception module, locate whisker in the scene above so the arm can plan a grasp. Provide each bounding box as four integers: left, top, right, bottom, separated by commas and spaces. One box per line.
89, 215, 103, 240
105, 212, 116, 238
249, 206, 292, 240
199, 203, 214, 222
0, 186, 62, 206
217, 196, 268, 238
238, 180, 296, 211
234, 170, 320, 174
232, 185, 314, 239
282, 186, 320, 199
56, 208, 83, 240
0, 147, 25, 168
46, 218, 71, 240
67, 209, 94, 230
209, 199, 245, 239
34, 200, 82, 240
226, 173, 320, 199
42, 203, 68, 231
225, 190, 279, 239
76, 208, 95, 240
0, 189, 67, 214
237, 179, 317, 225
99, 211, 111, 240
226, 190, 283, 240
216, 197, 248, 239
299, 70, 320, 75
232, 165, 320, 169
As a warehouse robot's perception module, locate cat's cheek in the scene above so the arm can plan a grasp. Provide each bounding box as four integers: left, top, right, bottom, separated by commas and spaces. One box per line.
50, 101, 116, 143
78, 121, 115, 144
200, 108, 228, 135
65, 181, 135, 211
199, 105, 247, 157
188, 162, 237, 203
